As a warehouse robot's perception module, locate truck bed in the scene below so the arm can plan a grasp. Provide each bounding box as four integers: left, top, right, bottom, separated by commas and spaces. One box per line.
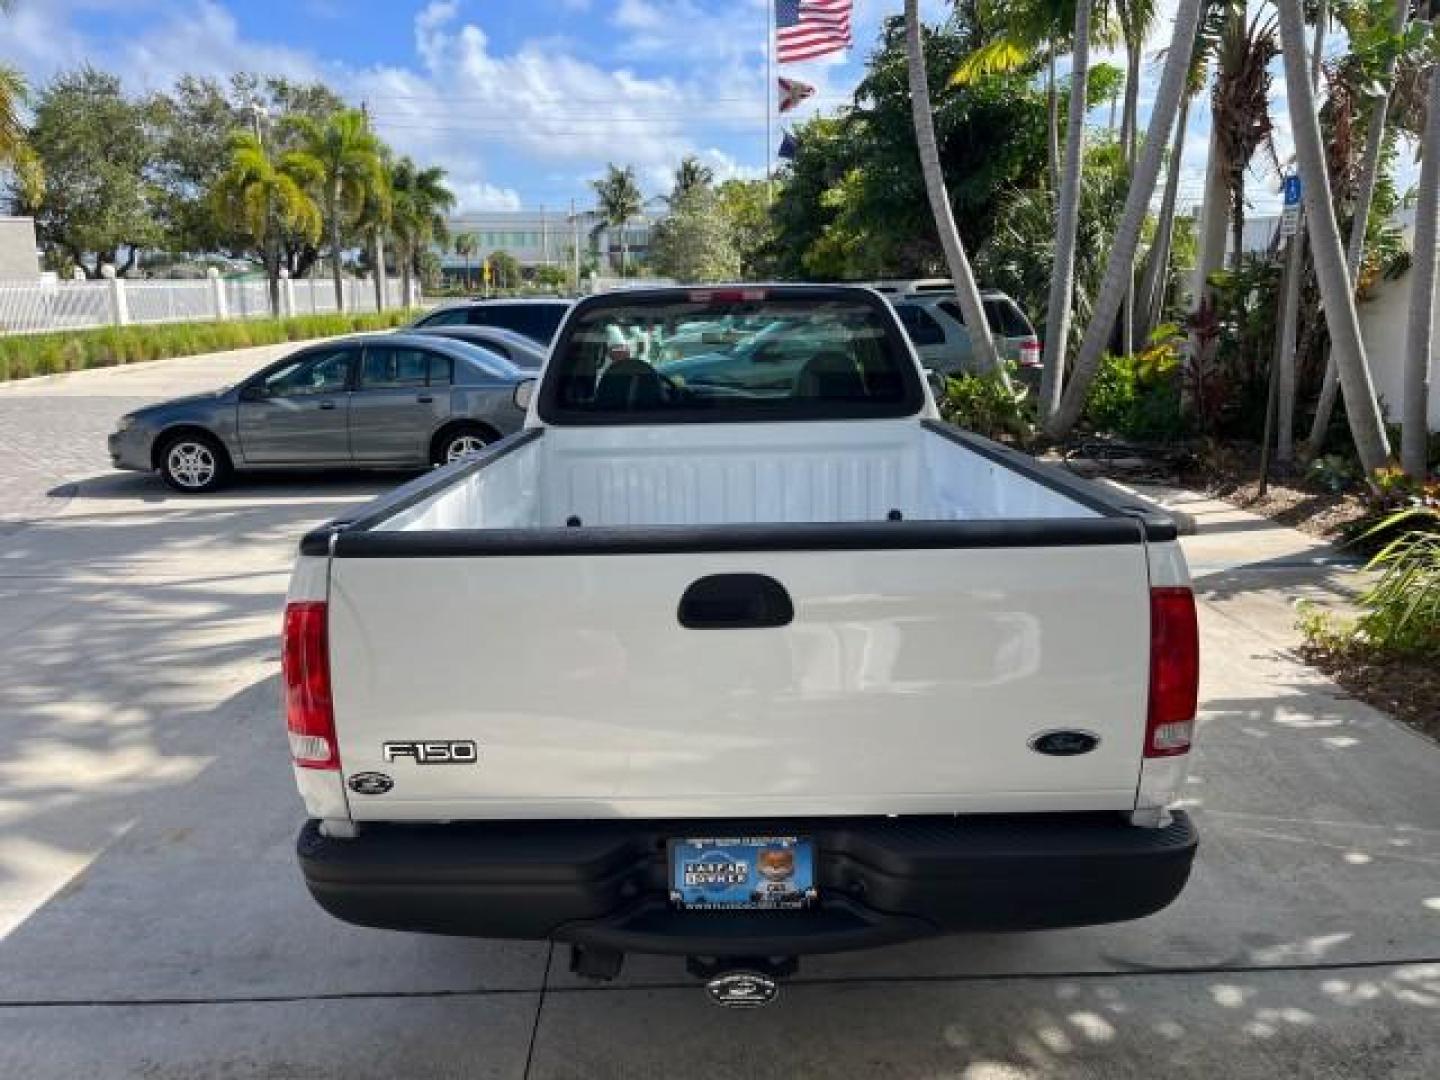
296, 419, 1182, 823
367, 420, 1112, 533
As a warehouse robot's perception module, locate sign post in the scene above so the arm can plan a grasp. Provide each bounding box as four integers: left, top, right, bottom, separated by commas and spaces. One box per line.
1279, 174, 1302, 238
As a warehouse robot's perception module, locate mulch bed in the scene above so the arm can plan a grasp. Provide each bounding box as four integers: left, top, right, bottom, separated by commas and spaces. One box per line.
1298, 643, 1440, 744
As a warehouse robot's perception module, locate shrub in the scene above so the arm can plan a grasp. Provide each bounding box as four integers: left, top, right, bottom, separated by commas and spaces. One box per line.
1355, 508, 1440, 654
938, 368, 1034, 443
1303, 505, 1440, 658
1083, 325, 1187, 440
0, 309, 416, 382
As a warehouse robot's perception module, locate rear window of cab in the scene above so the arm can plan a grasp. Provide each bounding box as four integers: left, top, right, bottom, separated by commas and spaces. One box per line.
538, 289, 924, 425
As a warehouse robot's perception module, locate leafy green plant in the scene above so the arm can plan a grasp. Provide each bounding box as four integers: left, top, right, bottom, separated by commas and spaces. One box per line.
1352, 508, 1440, 654
938, 368, 1033, 443
1082, 325, 1187, 440
0, 309, 415, 382
1307, 454, 1361, 494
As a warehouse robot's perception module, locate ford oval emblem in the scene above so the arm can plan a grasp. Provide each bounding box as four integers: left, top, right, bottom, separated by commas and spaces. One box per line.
706, 971, 779, 1008
348, 771, 394, 795
1029, 730, 1100, 756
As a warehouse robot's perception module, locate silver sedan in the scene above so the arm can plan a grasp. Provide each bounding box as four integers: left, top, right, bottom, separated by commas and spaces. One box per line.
108, 333, 533, 492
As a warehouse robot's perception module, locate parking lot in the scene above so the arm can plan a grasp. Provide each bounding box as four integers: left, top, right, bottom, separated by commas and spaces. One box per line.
0, 347, 1437, 1078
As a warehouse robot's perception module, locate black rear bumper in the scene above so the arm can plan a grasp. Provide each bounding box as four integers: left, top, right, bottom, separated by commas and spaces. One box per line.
298, 812, 1197, 957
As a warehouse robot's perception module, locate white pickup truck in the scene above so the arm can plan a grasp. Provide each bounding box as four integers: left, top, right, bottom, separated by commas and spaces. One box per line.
285, 285, 1198, 1001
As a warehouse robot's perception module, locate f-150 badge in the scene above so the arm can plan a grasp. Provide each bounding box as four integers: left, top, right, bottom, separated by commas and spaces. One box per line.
382, 741, 479, 764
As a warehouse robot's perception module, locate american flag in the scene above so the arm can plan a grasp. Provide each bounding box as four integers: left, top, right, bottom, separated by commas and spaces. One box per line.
775, 0, 852, 64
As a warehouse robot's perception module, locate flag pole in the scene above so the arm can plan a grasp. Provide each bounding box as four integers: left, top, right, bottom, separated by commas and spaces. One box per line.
765, 1, 773, 204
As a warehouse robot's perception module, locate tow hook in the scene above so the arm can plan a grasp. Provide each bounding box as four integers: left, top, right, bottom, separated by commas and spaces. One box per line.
687, 956, 797, 1009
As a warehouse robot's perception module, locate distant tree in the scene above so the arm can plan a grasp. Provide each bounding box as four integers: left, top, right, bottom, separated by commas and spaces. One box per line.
21, 67, 160, 276
453, 231, 476, 289
290, 108, 387, 308
591, 164, 643, 276
715, 178, 772, 277
534, 264, 569, 289
209, 130, 321, 314
650, 187, 740, 283
390, 157, 454, 306
669, 156, 714, 204
489, 249, 521, 291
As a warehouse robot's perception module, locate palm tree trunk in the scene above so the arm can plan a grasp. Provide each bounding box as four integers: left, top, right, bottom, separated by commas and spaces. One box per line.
1274, 2, 1325, 466
1046, 44, 1060, 192
400, 239, 414, 309
1138, 89, 1192, 343
328, 184, 344, 311
1185, 124, 1229, 409
1121, 37, 1141, 166
1403, 67, 1440, 477
1044, 0, 1205, 438
1305, 0, 1408, 457
905, 0, 1007, 387
372, 230, 387, 311
1038, 0, 1092, 420
1277, 0, 1391, 475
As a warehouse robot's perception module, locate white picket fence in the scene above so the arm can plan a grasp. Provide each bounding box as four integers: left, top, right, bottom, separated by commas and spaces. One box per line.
0, 273, 418, 336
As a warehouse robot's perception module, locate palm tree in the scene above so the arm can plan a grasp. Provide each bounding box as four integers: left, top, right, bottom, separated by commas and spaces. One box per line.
0, 64, 41, 207
1275, 0, 1391, 475
1044, 0, 1205, 437
391, 158, 454, 308
290, 109, 386, 311
454, 232, 476, 291
670, 156, 714, 203
1136, 55, 1206, 345
0, 64, 25, 165
358, 152, 393, 313
905, 0, 1008, 386
1403, 63, 1439, 478
1305, 0, 1412, 457
209, 131, 322, 316
1038, 0, 1093, 419
592, 164, 643, 277
1274, 2, 1326, 466
952, 0, 1119, 194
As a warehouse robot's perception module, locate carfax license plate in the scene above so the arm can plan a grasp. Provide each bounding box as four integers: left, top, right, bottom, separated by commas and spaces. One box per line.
669, 836, 816, 911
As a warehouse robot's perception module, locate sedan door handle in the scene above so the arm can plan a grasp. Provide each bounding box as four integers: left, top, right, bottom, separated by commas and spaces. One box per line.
317, 400, 337, 410
416, 394, 434, 404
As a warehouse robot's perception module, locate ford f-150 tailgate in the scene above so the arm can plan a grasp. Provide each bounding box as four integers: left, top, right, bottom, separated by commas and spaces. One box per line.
324, 535, 1153, 820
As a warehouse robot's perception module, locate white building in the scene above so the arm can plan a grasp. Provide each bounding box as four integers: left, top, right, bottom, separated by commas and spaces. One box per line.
436, 206, 664, 283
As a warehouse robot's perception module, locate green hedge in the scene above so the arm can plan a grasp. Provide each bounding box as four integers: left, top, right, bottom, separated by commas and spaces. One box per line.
0, 309, 417, 382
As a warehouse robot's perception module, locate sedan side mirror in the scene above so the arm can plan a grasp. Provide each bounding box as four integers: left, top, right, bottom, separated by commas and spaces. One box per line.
513, 378, 537, 411
239, 383, 267, 402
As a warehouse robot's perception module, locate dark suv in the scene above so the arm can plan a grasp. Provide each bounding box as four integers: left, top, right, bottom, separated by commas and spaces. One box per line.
410, 299, 572, 344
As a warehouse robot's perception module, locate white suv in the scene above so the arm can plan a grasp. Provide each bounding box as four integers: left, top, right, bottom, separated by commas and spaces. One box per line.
874, 281, 1041, 381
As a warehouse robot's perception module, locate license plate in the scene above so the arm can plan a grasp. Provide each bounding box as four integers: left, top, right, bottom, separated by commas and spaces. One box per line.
669, 836, 816, 911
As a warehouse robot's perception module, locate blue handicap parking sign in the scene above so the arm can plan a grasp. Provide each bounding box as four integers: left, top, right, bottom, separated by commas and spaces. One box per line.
1283, 175, 1302, 206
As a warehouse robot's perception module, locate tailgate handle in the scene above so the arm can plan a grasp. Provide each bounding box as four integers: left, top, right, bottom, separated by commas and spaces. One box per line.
678, 574, 793, 629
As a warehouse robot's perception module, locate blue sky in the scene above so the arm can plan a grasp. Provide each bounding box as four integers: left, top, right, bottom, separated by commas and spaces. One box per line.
7, 0, 1318, 217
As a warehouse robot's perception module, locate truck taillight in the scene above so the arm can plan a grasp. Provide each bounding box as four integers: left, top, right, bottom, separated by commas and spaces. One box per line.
1018, 338, 1042, 368
283, 601, 338, 770
1146, 587, 1198, 757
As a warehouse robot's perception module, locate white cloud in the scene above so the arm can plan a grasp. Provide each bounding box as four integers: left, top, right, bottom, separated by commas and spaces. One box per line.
453, 182, 524, 211
120, 1, 327, 93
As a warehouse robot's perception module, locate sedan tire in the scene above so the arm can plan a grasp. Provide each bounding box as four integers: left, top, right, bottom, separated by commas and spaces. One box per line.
433, 423, 494, 466
158, 432, 231, 493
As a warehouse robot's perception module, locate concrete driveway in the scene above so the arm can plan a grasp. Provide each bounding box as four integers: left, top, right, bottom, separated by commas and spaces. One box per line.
0, 351, 1436, 1078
